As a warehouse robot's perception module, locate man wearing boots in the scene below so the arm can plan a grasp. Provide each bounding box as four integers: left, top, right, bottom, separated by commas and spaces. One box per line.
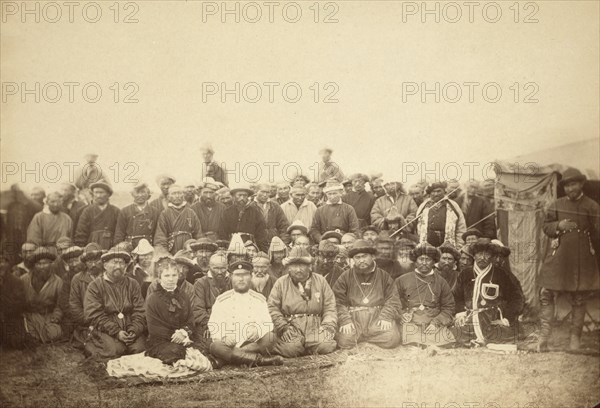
207, 260, 283, 367
538, 168, 600, 352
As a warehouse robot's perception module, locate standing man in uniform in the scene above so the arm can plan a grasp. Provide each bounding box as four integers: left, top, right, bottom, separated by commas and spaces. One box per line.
538, 168, 600, 352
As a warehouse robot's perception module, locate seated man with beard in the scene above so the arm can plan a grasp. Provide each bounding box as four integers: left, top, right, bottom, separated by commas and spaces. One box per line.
190, 238, 218, 281
333, 240, 401, 349
57, 245, 85, 339
396, 243, 455, 347
208, 261, 283, 367
453, 239, 524, 347
84, 246, 146, 358
21, 248, 64, 343
315, 240, 345, 287
436, 242, 461, 299
69, 243, 104, 346
375, 232, 403, 279
251, 252, 276, 298
268, 236, 288, 279
268, 247, 338, 357
395, 239, 417, 277
193, 253, 231, 339
145, 258, 207, 366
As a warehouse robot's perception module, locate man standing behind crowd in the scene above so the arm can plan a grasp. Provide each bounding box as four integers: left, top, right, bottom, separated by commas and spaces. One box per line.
27, 192, 73, 253
149, 174, 176, 214
416, 182, 466, 248
253, 184, 290, 245
281, 186, 317, 230
200, 143, 229, 187
114, 182, 160, 247
59, 183, 86, 233
74, 183, 120, 250
343, 174, 376, 228
223, 186, 269, 252
310, 180, 360, 242
154, 185, 202, 255
191, 178, 226, 239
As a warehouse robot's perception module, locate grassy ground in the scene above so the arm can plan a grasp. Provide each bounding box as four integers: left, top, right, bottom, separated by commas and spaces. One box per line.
1, 323, 598, 408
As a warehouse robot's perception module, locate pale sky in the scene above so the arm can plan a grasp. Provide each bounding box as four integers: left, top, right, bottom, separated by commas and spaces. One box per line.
1, 1, 598, 193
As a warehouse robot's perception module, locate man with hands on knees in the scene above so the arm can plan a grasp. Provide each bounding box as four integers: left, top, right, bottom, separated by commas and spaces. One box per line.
268, 247, 337, 357
332, 240, 401, 349
207, 261, 283, 367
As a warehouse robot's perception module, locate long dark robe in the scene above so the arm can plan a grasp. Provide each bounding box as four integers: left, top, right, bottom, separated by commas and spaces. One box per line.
222, 204, 269, 252
190, 200, 226, 239
0, 271, 27, 348
114, 203, 160, 246
154, 206, 202, 255
74, 204, 120, 249
343, 190, 376, 227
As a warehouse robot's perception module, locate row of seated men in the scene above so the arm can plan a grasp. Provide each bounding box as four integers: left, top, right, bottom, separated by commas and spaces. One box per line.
0, 232, 524, 368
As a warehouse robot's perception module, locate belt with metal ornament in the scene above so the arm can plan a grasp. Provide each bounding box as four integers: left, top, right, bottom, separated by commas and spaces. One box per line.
349, 306, 381, 313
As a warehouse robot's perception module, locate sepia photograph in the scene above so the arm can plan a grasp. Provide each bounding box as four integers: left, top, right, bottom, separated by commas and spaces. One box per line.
0, 1, 599, 407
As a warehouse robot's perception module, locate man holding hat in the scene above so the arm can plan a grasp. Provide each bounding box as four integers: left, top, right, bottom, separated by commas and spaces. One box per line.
208, 260, 283, 367
342, 173, 376, 228
74, 182, 120, 250
223, 185, 269, 252
154, 185, 203, 255
309, 180, 360, 243
114, 182, 160, 247
27, 192, 73, 253
21, 247, 65, 343
371, 180, 418, 232
84, 246, 146, 358
68, 243, 104, 345
538, 167, 600, 352
396, 243, 455, 347
200, 143, 229, 187
416, 181, 466, 248
332, 240, 401, 349
316, 147, 345, 183
454, 238, 524, 347
191, 178, 227, 239
193, 253, 231, 338
281, 186, 318, 231
268, 247, 337, 357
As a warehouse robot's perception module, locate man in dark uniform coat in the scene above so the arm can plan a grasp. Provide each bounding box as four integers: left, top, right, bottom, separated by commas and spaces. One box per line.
538, 168, 600, 352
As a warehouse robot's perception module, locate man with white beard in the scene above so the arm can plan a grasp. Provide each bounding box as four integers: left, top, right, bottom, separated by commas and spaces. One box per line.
395, 239, 417, 277
251, 252, 276, 299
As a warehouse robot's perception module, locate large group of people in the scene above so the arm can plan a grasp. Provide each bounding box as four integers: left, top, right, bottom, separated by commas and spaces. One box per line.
0, 146, 598, 371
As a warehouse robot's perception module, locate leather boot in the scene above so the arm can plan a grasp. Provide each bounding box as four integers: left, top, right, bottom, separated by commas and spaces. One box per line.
537, 290, 554, 352
569, 304, 586, 351
231, 348, 284, 367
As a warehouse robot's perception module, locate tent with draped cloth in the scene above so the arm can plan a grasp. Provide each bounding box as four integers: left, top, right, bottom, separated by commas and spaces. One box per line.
493, 137, 600, 323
